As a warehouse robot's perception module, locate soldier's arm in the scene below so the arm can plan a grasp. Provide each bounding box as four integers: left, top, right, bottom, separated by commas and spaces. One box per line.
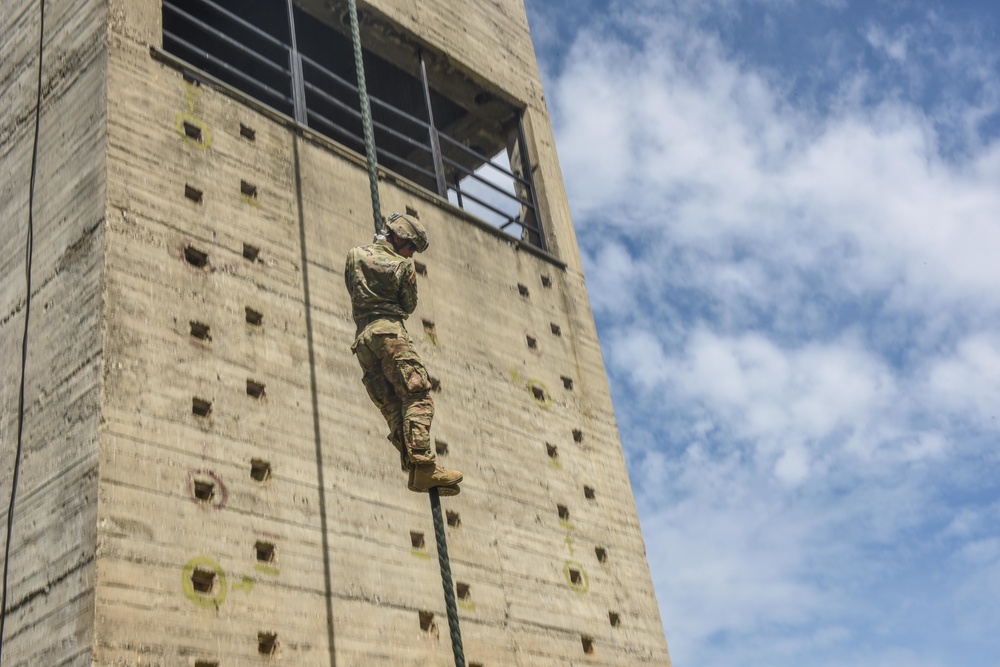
344, 248, 357, 293
397, 260, 418, 314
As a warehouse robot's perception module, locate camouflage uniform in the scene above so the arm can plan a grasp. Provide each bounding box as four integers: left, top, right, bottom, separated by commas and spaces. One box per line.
345, 239, 435, 471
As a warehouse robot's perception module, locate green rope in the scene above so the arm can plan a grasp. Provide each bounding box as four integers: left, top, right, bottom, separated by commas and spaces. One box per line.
345, 7, 464, 666
430, 489, 466, 667
346, 0, 383, 237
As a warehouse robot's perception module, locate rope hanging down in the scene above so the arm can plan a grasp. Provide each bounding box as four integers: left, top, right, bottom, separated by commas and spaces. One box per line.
344, 4, 465, 666
430, 488, 466, 667
345, 0, 383, 238
1, 0, 44, 661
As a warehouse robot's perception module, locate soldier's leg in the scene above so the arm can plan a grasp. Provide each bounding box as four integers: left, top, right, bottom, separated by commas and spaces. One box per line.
378, 334, 436, 466
371, 331, 461, 493
355, 341, 407, 471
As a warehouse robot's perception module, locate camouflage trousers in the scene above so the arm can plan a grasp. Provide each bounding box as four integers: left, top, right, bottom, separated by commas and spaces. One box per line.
352, 318, 435, 471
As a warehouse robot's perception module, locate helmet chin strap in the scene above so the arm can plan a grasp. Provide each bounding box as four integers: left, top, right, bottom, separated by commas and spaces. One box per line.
384, 230, 403, 252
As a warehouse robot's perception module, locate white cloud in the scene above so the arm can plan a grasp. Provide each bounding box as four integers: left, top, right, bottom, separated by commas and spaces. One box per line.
865, 24, 910, 63
538, 2, 1000, 666
924, 333, 1000, 426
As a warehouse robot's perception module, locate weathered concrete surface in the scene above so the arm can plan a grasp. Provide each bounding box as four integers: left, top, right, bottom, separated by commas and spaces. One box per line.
0, 0, 106, 664
2, 0, 671, 664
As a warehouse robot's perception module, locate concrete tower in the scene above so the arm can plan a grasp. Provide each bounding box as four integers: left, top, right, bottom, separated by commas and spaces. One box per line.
0, 0, 672, 664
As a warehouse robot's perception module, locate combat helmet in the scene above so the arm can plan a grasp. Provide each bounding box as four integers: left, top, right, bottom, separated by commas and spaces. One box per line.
386, 213, 429, 252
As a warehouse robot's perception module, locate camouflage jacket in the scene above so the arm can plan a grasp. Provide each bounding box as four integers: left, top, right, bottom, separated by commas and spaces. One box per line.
344, 239, 418, 331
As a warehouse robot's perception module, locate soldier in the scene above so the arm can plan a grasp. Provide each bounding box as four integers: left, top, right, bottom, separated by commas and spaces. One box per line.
345, 213, 463, 495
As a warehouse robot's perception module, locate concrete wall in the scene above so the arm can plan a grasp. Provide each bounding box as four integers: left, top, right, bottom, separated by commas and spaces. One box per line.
0, 0, 106, 664
1, 0, 671, 663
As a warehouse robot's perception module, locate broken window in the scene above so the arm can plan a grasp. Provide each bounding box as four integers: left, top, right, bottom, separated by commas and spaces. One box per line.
162, 0, 545, 248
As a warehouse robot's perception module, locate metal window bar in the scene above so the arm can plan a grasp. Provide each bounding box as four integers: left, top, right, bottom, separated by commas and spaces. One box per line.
302, 71, 435, 157
301, 72, 441, 182
302, 47, 537, 231
302, 56, 459, 193
162, 0, 544, 248
163, 0, 293, 109
301, 55, 440, 155
163, 28, 294, 109
164, 0, 288, 51
515, 113, 545, 249
448, 186, 524, 226
441, 154, 534, 209
307, 107, 440, 184
437, 132, 533, 189
285, 1, 308, 124
162, 22, 290, 83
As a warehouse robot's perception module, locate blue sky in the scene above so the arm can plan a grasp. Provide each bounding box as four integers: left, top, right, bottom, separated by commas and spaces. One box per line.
522, 1, 1000, 665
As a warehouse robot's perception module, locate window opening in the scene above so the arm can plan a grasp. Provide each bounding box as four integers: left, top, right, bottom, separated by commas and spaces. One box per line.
162, 0, 545, 249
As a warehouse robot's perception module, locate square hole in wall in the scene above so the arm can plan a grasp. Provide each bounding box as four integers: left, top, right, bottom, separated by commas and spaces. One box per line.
435, 440, 449, 457
429, 376, 442, 392
194, 661, 219, 667
562, 376, 573, 390
193, 479, 215, 502
517, 283, 529, 298
573, 429, 583, 443
184, 246, 208, 268
550, 323, 561, 336
419, 611, 435, 632
581, 635, 594, 654
546, 443, 558, 459
243, 243, 260, 262
526, 335, 537, 349
190, 321, 211, 341
446, 511, 461, 528
246, 379, 266, 399
405, 205, 420, 218
557, 504, 570, 521
240, 180, 258, 199
410, 531, 425, 549
456, 582, 471, 600
250, 458, 271, 481
192, 398, 212, 417
541, 274, 552, 288
183, 121, 203, 142
245, 307, 263, 326
190, 568, 215, 593
240, 123, 256, 141
595, 547, 608, 563
423, 320, 439, 345
568, 568, 582, 585
609, 611, 621, 627
531, 385, 546, 402
584, 485, 596, 500
414, 261, 427, 276
257, 632, 277, 655
184, 184, 203, 203
255, 541, 275, 563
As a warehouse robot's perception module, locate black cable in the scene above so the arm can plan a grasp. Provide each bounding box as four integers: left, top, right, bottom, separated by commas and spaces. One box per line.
1, 0, 45, 660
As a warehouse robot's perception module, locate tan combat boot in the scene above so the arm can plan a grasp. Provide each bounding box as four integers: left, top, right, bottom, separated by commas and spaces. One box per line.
408, 464, 463, 496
